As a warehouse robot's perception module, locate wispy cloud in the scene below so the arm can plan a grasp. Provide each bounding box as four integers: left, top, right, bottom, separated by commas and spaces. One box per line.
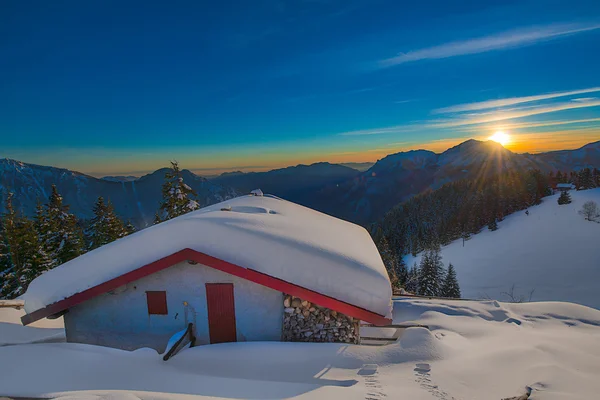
338, 90, 600, 136
379, 23, 600, 68
434, 87, 600, 113
457, 118, 600, 132
394, 99, 419, 104
338, 125, 421, 136
431, 98, 600, 128
572, 97, 597, 102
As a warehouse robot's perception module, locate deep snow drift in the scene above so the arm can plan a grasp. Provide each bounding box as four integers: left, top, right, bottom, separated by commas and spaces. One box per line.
0, 308, 64, 346
406, 188, 600, 309
22, 194, 392, 318
1, 298, 599, 399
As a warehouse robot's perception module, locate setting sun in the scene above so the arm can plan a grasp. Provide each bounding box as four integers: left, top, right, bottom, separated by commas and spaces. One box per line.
489, 131, 511, 146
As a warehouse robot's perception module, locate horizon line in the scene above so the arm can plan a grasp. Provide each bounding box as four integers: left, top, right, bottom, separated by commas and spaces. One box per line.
3, 138, 597, 179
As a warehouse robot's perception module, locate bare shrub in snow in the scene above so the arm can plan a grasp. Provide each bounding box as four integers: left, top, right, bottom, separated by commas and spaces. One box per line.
500, 284, 535, 303
579, 201, 599, 221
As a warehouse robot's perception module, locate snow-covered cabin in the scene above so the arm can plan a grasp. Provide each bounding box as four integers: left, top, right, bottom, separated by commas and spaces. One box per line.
20, 194, 392, 351
555, 183, 575, 192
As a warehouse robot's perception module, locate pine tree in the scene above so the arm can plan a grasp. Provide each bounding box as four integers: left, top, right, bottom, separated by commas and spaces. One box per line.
488, 218, 498, 231
557, 190, 572, 205
43, 185, 85, 265
555, 170, 564, 183
374, 230, 400, 286
578, 168, 594, 190
0, 218, 15, 298
396, 257, 409, 288
34, 200, 54, 258
159, 161, 200, 220
88, 197, 127, 249
16, 218, 54, 296
153, 212, 162, 225
125, 221, 136, 235
417, 247, 444, 296
441, 263, 461, 298
405, 264, 419, 294
1, 193, 53, 298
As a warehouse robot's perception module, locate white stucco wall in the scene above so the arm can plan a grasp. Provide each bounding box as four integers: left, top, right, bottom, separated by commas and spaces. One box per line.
64, 261, 284, 352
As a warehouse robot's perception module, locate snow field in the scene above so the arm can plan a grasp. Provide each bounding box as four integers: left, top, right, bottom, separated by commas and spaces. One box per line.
1, 298, 599, 399
406, 188, 600, 309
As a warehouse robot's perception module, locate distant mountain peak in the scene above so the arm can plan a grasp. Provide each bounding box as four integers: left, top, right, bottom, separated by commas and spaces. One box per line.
448, 138, 507, 152
101, 175, 138, 183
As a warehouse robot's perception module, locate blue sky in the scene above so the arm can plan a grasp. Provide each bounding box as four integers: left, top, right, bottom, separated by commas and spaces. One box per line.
1, 0, 600, 176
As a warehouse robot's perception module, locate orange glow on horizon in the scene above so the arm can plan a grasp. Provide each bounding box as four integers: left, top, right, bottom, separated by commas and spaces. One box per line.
70, 131, 599, 177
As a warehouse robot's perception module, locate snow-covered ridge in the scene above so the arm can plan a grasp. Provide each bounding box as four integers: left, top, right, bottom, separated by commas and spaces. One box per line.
22, 195, 392, 317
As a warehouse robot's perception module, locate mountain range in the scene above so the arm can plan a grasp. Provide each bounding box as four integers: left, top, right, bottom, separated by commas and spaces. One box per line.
1, 139, 598, 227
305, 140, 599, 223
0, 160, 237, 227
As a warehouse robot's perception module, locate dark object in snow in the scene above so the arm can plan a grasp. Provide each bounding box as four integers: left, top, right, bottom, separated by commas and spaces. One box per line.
163, 323, 196, 361
525, 210, 529, 216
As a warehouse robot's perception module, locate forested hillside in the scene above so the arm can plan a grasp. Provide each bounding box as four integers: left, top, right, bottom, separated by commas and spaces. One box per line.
373, 167, 600, 290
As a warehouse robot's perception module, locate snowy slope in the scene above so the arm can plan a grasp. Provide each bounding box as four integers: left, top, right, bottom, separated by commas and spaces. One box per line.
406, 188, 600, 309
0, 308, 64, 346
1, 298, 599, 399
22, 194, 392, 317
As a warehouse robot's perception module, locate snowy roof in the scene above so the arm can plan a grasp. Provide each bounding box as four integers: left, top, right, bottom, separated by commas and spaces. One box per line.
22, 195, 392, 318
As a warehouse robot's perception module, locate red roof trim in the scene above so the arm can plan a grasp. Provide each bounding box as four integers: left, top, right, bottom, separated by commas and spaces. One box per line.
22, 248, 391, 326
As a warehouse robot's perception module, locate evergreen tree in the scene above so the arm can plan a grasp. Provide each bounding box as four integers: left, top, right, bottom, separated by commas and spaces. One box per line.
15, 217, 54, 296
87, 197, 128, 249
34, 200, 54, 259
557, 190, 572, 205
373, 229, 400, 286
488, 218, 498, 231
404, 264, 419, 294
0, 218, 15, 298
0, 193, 53, 298
417, 247, 444, 296
159, 161, 200, 220
578, 168, 594, 190
441, 263, 461, 298
153, 212, 162, 225
42, 185, 85, 265
396, 257, 409, 288
125, 221, 136, 235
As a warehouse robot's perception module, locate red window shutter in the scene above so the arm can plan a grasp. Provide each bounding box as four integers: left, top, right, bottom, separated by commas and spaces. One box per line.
146, 291, 168, 315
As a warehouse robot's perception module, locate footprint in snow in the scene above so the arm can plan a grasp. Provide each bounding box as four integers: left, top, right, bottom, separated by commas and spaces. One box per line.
414, 363, 456, 400
359, 364, 387, 399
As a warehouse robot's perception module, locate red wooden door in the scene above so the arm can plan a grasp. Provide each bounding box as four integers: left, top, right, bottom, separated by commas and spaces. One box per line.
205, 283, 237, 344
